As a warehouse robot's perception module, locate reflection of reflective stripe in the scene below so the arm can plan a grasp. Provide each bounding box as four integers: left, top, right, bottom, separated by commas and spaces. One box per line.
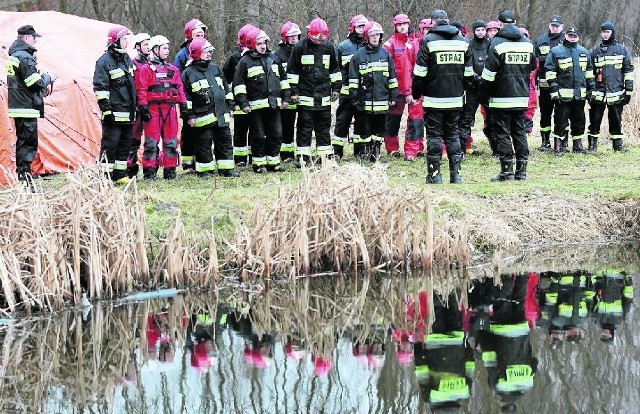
429, 375, 469, 404
496, 364, 534, 393
596, 299, 623, 314
425, 331, 464, 349
490, 321, 530, 337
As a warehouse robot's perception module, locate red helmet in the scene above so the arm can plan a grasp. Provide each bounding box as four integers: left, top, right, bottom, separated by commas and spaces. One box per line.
486, 21, 501, 30
237, 24, 257, 47
189, 37, 214, 60
349, 14, 369, 33
184, 19, 208, 41
246, 29, 270, 51
418, 18, 436, 32
307, 18, 329, 42
107, 25, 131, 47
363, 21, 384, 43
280, 21, 302, 43
393, 13, 411, 26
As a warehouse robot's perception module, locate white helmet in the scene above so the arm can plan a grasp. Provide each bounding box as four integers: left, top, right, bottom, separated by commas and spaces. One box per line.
133, 32, 151, 46
149, 35, 170, 50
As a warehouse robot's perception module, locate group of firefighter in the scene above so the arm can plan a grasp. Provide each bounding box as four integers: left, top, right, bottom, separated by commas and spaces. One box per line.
6, 8, 633, 185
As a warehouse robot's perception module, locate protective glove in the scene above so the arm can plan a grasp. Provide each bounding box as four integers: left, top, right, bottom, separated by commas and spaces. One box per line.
102, 113, 115, 125
622, 92, 632, 105
140, 105, 151, 122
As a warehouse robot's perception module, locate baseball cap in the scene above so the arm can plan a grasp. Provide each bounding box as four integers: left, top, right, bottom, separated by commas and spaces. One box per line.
17, 25, 42, 37
566, 27, 580, 36
498, 10, 516, 24
550, 16, 563, 26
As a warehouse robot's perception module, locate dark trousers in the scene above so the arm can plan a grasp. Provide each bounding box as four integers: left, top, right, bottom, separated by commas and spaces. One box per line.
233, 113, 251, 164
194, 124, 234, 173
180, 123, 196, 169
127, 114, 144, 172
424, 109, 462, 158
538, 88, 556, 133
553, 100, 585, 139
296, 109, 332, 156
588, 103, 624, 138
101, 122, 133, 180
492, 109, 529, 160
280, 108, 297, 160
460, 90, 484, 140
249, 108, 283, 168
334, 97, 356, 139
14, 118, 38, 176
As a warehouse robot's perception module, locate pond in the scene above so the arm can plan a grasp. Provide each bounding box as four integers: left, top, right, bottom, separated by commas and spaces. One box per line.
0, 257, 638, 413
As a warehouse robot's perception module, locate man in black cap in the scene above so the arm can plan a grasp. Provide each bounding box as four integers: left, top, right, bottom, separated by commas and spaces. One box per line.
535, 16, 565, 152
545, 27, 595, 154
6, 25, 57, 184
481, 10, 536, 181
412, 9, 473, 185
459, 19, 490, 156
587, 22, 634, 152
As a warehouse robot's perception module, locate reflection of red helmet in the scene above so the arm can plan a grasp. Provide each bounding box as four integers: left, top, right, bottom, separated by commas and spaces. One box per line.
107, 25, 131, 47
285, 343, 306, 361
419, 19, 436, 31
246, 29, 270, 51
312, 355, 332, 376
184, 19, 208, 41
349, 14, 368, 33
307, 18, 329, 42
237, 24, 257, 47
363, 21, 384, 43
189, 37, 214, 60
486, 21, 501, 30
396, 346, 414, 365
190, 342, 214, 373
393, 13, 411, 26
280, 21, 302, 43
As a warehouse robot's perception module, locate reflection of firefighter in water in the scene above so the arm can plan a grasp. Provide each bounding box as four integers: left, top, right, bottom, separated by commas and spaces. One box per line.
538, 271, 593, 347
413, 291, 473, 410
185, 307, 228, 373
352, 327, 386, 370
591, 269, 633, 343
468, 274, 539, 411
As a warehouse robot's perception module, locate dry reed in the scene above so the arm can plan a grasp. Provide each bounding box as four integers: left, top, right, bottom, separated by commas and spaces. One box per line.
224, 163, 470, 279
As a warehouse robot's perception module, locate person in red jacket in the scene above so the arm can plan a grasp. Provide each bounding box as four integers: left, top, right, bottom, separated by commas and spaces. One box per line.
382, 14, 424, 161
135, 35, 187, 180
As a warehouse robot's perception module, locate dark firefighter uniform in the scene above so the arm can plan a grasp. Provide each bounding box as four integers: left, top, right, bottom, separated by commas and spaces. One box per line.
588, 22, 634, 152
127, 51, 149, 178
224, 48, 253, 166
273, 41, 297, 161
412, 11, 473, 185
481, 12, 535, 182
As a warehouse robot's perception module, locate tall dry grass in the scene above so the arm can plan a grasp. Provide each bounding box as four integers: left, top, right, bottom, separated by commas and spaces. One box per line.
224, 163, 471, 279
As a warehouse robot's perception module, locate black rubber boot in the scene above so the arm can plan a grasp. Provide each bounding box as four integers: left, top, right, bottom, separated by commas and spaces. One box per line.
449, 154, 463, 184
514, 159, 528, 180
219, 169, 240, 177
163, 168, 177, 180
554, 137, 562, 155
426, 156, 443, 184
127, 165, 139, 179
587, 135, 598, 152
612, 138, 628, 152
539, 131, 551, 152
491, 158, 515, 182
370, 142, 382, 163
561, 138, 570, 153
572, 138, 586, 154
143, 168, 157, 180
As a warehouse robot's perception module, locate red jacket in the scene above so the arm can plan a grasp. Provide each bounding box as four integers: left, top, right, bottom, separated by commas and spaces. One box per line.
135, 58, 186, 106
526, 59, 539, 120
383, 32, 416, 96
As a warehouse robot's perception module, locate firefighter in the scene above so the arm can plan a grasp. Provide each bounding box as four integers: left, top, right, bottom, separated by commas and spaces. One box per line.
486, 21, 500, 40
181, 38, 239, 177
545, 27, 595, 155
135, 35, 186, 180
274, 22, 302, 162
6, 25, 57, 184
459, 20, 490, 156
173, 19, 208, 172
587, 22, 634, 152
410, 19, 436, 159
287, 18, 341, 167
348, 21, 398, 162
412, 9, 473, 184
93, 25, 137, 184
535, 16, 565, 151
233, 28, 290, 173
383, 14, 425, 161
223, 24, 257, 167
333, 14, 368, 159
481, 10, 535, 181
127, 33, 151, 179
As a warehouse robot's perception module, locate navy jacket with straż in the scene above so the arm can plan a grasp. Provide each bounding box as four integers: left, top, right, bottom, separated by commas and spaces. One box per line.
348, 44, 398, 113
544, 40, 595, 102
7, 39, 52, 118
181, 60, 234, 128
93, 47, 137, 124
535, 31, 564, 88
480, 24, 536, 110
590, 37, 634, 105
287, 37, 341, 110
337, 33, 366, 95
232, 51, 291, 111
411, 23, 474, 110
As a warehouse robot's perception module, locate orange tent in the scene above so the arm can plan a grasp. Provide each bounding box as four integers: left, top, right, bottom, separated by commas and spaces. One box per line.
0, 11, 121, 185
